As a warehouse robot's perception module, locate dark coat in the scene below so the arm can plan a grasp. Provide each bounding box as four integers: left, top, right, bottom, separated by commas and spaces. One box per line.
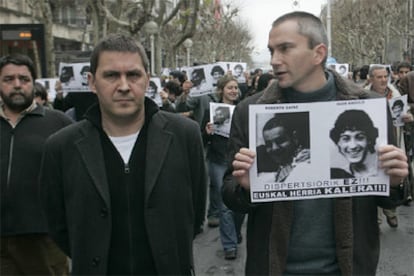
222, 70, 404, 276
40, 101, 207, 275
0, 104, 72, 236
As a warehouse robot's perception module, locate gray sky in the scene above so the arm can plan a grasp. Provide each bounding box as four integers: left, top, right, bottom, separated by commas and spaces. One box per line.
228, 0, 328, 69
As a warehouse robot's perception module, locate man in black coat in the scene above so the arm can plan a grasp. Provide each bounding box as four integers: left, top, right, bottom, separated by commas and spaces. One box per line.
40, 34, 207, 275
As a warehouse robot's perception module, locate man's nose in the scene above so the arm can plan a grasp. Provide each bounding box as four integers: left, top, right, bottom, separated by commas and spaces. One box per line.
271, 142, 280, 150
118, 75, 130, 92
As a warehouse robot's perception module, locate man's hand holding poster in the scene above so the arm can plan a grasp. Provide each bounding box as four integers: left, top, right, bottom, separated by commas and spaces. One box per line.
248, 98, 389, 202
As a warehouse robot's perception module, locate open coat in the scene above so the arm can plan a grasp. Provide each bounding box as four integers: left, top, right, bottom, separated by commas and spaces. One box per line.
40, 102, 207, 275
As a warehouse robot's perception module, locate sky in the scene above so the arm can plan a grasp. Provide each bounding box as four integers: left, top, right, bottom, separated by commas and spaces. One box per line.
227, 0, 328, 69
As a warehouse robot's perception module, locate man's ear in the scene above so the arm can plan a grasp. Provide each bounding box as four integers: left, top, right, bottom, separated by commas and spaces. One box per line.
87, 72, 97, 94
313, 43, 327, 66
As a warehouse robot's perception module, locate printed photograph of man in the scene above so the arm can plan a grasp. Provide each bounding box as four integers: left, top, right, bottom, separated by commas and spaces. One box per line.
256, 112, 310, 182
80, 65, 90, 86
59, 66, 74, 84
391, 99, 404, 126
210, 65, 225, 86
191, 68, 206, 89
330, 109, 379, 179
146, 80, 158, 99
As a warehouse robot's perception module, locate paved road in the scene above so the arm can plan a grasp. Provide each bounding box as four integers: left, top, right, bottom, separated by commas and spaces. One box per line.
194, 204, 414, 275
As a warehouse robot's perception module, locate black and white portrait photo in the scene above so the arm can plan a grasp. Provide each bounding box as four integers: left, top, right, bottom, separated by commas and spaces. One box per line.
329, 109, 379, 179
248, 98, 389, 203
255, 112, 310, 182
388, 95, 408, 127
80, 65, 90, 86
146, 77, 162, 107
209, 102, 234, 138
210, 64, 225, 86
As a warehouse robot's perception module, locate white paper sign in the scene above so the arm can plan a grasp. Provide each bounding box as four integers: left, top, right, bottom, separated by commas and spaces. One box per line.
388, 95, 408, 127
58, 62, 91, 92
209, 102, 235, 138
248, 98, 389, 202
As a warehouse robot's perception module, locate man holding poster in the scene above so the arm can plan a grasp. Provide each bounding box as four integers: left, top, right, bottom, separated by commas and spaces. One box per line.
222, 11, 408, 276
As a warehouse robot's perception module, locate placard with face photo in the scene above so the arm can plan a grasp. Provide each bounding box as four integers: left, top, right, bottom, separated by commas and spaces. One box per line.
146, 77, 162, 107
209, 102, 235, 138
388, 95, 408, 127
249, 98, 389, 203
334, 63, 349, 78
58, 62, 91, 92
226, 62, 247, 84
210, 62, 226, 87
187, 64, 215, 97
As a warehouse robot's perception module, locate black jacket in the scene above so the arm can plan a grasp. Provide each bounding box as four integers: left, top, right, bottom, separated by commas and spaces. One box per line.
0, 104, 72, 236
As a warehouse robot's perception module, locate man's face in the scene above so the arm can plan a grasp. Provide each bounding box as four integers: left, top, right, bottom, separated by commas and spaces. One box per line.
392, 105, 403, 118
81, 70, 89, 85
398, 67, 410, 80
0, 63, 34, 113
268, 20, 325, 92
214, 109, 226, 125
88, 51, 149, 122
370, 68, 388, 93
337, 130, 368, 164
263, 126, 296, 166
234, 67, 243, 77
212, 71, 223, 80
182, 81, 192, 94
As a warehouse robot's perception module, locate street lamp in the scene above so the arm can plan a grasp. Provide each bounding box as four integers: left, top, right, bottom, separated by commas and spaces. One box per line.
144, 20, 158, 76
183, 38, 193, 67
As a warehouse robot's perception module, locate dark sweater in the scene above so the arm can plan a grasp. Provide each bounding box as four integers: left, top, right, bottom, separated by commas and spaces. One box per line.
0, 104, 72, 236
283, 72, 341, 275
86, 101, 158, 275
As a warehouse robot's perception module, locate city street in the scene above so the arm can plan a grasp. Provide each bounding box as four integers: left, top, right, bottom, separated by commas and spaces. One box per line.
194, 203, 414, 275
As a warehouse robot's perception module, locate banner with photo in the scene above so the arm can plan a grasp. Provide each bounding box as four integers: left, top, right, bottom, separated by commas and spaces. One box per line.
146, 77, 163, 107
388, 94, 408, 127
248, 98, 389, 202
209, 102, 235, 138
58, 62, 91, 92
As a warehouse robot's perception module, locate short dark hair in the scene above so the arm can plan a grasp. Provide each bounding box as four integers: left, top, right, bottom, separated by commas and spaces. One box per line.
0, 54, 37, 81
89, 34, 149, 75
272, 11, 328, 65
397, 61, 411, 72
330, 110, 378, 153
164, 81, 182, 96
169, 70, 186, 85
80, 65, 90, 74
211, 65, 225, 76
34, 82, 48, 101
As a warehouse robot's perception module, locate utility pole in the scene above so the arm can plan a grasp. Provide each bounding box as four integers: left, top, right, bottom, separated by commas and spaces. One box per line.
327, 0, 332, 57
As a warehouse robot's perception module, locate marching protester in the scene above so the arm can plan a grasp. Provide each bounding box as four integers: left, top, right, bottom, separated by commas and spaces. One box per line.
0, 54, 72, 275
222, 11, 408, 276
202, 75, 245, 260
40, 34, 207, 275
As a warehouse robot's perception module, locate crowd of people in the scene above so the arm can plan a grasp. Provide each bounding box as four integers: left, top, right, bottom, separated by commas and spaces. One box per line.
1, 10, 413, 276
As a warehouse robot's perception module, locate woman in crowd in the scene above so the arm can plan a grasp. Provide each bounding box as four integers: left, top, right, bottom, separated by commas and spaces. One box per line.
202, 75, 244, 260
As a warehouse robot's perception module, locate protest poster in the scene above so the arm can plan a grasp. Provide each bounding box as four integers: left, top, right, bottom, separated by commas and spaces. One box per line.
226, 62, 247, 83
388, 95, 408, 127
334, 63, 349, 78
187, 64, 215, 97
146, 77, 162, 107
248, 98, 389, 202
58, 62, 91, 92
209, 102, 235, 138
